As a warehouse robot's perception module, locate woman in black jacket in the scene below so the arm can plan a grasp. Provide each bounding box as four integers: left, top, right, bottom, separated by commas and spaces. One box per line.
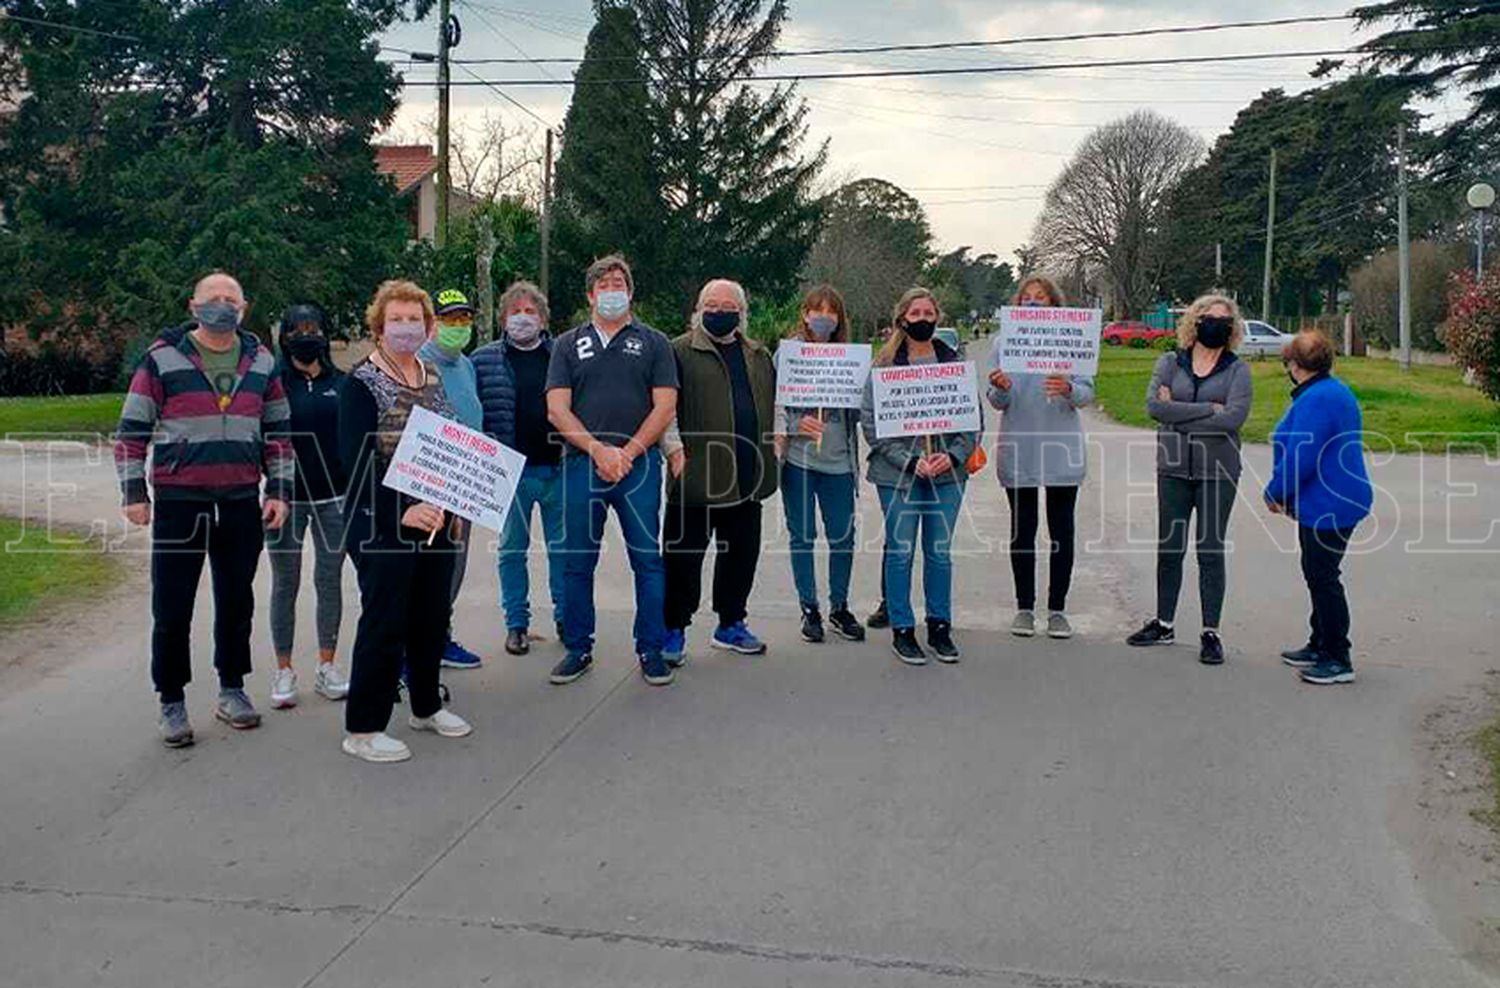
339, 280, 473, 764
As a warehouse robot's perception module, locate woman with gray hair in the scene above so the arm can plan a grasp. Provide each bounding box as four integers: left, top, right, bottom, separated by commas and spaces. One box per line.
1126, 293, 1253, 665
660, 278, 778, 665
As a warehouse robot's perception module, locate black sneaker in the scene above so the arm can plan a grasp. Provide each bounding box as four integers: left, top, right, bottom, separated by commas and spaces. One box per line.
892, 628, 927, 666
828, 606, 866, 642
1280, 644, 1320, 668
1126, 619, 1175, 647
505, 628, 530, 656
549, 651, 593, 685
800, 605, 825, 643
1301, 657, 1355, 685
926, 620, 960, 663
1199, 631, 1225, 665
639, 652, 675, 687
867, 600, 890, 630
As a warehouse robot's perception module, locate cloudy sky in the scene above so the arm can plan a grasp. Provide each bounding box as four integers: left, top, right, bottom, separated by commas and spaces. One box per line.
380, 0, 1445, 266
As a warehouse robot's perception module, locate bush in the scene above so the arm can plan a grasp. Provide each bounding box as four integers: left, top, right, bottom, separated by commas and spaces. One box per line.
1349, 240, 1467, 351
1153, 335, 1178, 351
1440, 270, 1500, 400
0, 343, 120, 397
1127, 336, 1149, 349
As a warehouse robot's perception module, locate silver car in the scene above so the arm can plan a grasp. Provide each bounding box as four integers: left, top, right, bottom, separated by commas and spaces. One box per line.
1240, 319, 1293, 357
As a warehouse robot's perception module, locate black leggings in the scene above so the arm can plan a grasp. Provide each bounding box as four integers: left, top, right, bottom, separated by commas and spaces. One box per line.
1156, 475, 1237, 628
1004, 486, 1079, 612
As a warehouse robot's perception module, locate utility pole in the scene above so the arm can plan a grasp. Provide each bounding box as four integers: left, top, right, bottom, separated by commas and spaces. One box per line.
1215, 242, 1223, 283
540, 127, 553, 295
435, 0, 453, 248
1261, 148, 1276, 321
1397, 123, 1412, 371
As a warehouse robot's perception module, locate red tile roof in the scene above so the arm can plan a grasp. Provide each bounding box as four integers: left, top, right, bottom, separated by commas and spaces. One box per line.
374, 144, 438, 195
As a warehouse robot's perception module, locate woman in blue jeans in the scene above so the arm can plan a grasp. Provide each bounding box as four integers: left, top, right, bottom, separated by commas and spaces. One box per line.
861, 288, 976, 665
775, 284, 866, 644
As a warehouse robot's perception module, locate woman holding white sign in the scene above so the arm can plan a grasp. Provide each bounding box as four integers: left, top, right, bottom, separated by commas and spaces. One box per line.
337, 280, 474, 764
861, 287, 976, 665
774, 285, 867, 644
986, 276, 1094, 640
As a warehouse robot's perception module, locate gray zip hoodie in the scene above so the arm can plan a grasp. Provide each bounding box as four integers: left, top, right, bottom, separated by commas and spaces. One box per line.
1146, 348, 1253, 481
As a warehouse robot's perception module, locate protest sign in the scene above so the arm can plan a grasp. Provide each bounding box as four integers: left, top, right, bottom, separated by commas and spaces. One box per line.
871, 361, 983, 439
997, 306, 1103, 376
382, 405, 527, 532
775, 340, 872, 409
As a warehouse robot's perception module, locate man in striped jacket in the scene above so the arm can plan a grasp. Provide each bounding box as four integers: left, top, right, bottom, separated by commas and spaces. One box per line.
115, 272, 294, 748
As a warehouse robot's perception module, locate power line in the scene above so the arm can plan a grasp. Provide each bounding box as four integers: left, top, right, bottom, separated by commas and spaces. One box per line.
452, 61, 555, 129
0, 11, 142, 42
445, 14, 1355, 65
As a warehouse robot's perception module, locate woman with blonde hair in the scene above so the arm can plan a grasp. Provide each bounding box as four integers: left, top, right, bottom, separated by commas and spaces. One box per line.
986, 275, 1093, 639
860, 287, 976, 664
337, 279, 473, 763
1126, 293, 1253, 665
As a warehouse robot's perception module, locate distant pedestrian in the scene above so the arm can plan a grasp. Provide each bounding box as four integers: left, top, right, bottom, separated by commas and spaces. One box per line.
115, 271, 292, 747
1264, 330, 1373, 685
1126, 293, 1253, 665
986, 276, 1093, 640
267, 303, 350, 709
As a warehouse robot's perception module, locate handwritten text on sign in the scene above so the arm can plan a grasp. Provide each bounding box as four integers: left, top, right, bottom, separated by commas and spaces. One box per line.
997, 306, 1103, 376
382, 405, 527, 532
871, 361, 983, 439
775, 340, 872, 409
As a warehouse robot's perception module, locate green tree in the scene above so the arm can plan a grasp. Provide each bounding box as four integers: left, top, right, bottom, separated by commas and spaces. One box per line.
0, 0, 432, 346
927, 247, 1017, 321
802, 178, 930, 337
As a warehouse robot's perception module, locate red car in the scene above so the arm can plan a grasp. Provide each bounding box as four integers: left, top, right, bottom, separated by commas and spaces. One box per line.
1102, 320, 1174, 345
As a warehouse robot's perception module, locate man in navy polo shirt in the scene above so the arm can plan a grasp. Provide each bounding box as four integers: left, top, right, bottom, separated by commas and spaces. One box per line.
545, 255, 679, 686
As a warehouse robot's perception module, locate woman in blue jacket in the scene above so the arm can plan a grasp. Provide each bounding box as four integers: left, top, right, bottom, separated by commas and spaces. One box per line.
1263, 330, 1373, 686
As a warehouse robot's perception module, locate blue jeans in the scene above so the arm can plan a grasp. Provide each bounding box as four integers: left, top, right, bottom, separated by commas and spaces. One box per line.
781, 463, 856, 610
560, 450, 667, 657
499, 463, 566, 631
876, 480, 964, 630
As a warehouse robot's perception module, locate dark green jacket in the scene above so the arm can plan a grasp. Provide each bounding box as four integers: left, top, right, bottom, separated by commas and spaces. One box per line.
666, 326, 779, 505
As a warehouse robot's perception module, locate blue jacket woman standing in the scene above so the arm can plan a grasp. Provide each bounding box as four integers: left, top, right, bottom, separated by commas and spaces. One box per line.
1264, 330, 1372, 686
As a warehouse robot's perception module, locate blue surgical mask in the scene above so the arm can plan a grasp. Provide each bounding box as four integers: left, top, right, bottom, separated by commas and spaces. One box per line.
806, 314, 837, 340
1020, 300, 1045, 308
195, 300, 241, 334
595, 290, 630, 320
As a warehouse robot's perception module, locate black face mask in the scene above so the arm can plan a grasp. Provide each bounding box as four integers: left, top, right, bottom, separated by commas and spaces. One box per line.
1196, 315, 1233, 349
286, 335, 326, 364
905, 319, 937, 342
701, 310, 740, 339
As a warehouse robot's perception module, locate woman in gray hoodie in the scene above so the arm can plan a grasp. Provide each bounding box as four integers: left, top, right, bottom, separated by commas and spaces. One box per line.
1126, 294, 1253, 665
986, 276, 1094, 640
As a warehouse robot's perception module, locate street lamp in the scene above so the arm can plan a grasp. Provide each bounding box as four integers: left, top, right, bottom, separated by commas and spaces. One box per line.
1467, 182, 1495, 279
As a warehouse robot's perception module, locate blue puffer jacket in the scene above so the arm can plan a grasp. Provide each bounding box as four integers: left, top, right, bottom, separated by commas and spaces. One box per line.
470, 336, 547, 449
1264, 373, 1373, 531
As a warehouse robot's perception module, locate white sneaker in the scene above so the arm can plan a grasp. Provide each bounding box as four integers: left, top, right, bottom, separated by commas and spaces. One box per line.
409, 708, 473, 738
314, 663, 349, 701
342, 732, 411, 763
270, 667, 298, 709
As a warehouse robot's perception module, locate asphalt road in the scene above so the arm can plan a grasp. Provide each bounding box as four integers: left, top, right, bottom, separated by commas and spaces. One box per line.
1, 415, 1498, 987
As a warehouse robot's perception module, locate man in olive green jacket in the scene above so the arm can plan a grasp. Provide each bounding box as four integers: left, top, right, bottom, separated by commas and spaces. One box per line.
660, 278, 778, 665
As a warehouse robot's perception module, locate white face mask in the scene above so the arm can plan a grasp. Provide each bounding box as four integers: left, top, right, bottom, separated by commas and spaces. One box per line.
594, 289, 630, 320
505, 313, 543, 348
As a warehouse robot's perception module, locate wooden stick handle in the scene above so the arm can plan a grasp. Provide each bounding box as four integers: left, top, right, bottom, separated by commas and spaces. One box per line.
816, 408, 824, 452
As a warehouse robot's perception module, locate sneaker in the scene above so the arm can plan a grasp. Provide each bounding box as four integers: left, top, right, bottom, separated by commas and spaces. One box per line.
409, 708, 473, 738
711, 621, 767, 655
663, 628, 687, 668
342, 732, 411, 763
270, 667, 299, 709
1281, 645, 1321, 668
1126, 619, 1175, 647
867, 600, 891, 630
828, 607, 866, 642
1301, 657, 1356, 685
892, 628, 928, 666
1046, 612, 1074, 639
549, 651, 593, 685
1011, 610, 1036, 638
504, 628, 530, 656
441, 639, 483, 669
215, 688, 262, 730
926, 620, 960, 663
314, 663, 349, 701
159, 701, 194, 748
640, 652, 675, 686
1199, 631, 1225, 666
800, 605, 826, 643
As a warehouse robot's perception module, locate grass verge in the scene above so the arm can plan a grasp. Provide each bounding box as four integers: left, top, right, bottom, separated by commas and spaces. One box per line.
0, 516, 120, 626
0, 393, 125, 440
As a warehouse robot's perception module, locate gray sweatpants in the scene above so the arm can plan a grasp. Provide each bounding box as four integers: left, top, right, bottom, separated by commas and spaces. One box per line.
1155, 475, 1237, 629
268, 498, 347, 655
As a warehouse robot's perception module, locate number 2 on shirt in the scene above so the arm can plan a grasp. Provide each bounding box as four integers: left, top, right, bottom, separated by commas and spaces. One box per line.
575, 335, 596, 361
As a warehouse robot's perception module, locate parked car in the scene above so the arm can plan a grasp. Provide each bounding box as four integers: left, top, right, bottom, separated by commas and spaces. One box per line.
1102, 320, 1174, 346
1240, 319, 1294, 357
